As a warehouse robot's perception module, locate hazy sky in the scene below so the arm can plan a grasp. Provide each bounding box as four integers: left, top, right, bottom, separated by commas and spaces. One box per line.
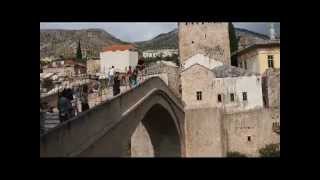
40, 22, 279, 42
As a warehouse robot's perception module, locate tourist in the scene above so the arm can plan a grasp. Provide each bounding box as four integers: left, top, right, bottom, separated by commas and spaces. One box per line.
108, 66, 115, 87
80, 85, 90, 112
113, 72, 121, 96
57, 89, 73, 123
127, 66, 133, 88
132, 68, 138, 86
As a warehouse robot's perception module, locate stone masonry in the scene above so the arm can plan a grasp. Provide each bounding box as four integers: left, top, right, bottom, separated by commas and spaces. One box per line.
178, 22, 231, 65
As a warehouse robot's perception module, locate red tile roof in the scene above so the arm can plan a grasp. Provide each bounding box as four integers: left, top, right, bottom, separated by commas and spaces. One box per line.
102, 44, 136, 52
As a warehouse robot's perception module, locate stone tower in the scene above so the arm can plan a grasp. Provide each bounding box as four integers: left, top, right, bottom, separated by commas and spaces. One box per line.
178, 22, 231, 65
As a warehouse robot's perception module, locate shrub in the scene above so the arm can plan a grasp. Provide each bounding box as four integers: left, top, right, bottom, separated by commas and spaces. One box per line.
259, 143, 280, 157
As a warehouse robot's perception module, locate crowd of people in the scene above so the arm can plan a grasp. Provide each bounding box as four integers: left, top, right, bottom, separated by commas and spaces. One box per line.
41, 65, 144, 132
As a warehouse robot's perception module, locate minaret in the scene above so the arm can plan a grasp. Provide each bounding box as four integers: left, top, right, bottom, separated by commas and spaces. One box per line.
270, 23, 276, 40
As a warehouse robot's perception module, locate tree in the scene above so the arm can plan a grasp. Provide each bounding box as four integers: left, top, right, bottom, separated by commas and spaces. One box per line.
229, 23, 239, 66
76, 40, 83, 62
229, 22, 238, 53
227, 151, 247, 157
259, 143, 280, 157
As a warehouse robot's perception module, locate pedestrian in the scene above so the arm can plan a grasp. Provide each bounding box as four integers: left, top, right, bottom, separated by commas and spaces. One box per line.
57, 89, 73, 123
80, 85, 90, 112
127, 66, 132, 88
108, 66, 115, 87
113, 72, 121, 96
132, 68, 138, 86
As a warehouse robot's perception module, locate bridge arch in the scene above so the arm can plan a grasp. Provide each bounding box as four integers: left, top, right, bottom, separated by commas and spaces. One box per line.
40, 77, 185, 157
131, 103, 182, 157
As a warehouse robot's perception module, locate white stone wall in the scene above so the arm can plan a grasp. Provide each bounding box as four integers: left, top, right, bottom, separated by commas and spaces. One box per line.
181, 64, 263, 113
214, 76, 264, 113
100, 50, 138, 74
182, 53, 223, 70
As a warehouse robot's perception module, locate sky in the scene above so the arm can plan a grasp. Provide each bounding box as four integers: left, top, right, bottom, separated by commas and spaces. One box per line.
40, 22, 280, 42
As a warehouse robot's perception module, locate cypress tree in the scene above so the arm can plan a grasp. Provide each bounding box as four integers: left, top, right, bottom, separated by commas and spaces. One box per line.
229, 23, 239, 66
76, 40, 82, 62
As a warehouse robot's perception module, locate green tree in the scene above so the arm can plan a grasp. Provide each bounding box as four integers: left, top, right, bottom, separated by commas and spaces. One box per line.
76, 40, 83, 62
259, 143, 280, 157
229, 23, 239, 66
227, 151, 247, 157
229, 22, 238, 53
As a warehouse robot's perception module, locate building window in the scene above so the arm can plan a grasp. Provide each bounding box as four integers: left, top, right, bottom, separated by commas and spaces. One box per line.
244, 60, 247, 69
205, 34, 206, 38
242, 92, 247, 101
192, 41, 194, 44
247, 136, 251, 142
268, 55, 274, 68
196, 91, 202, 101
218, 94, 222, 102
230, 93, 235, 102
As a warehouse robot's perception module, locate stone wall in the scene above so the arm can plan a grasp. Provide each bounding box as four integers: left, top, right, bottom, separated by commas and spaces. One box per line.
223, 108, 280, 157
181, 64, 217, 109
131, 122, 154, 157
263, 68, 280, 108
141, 62, 181, 98
185, 108, 225, 157
178, 22, 231, 65
86, 59, 100, 75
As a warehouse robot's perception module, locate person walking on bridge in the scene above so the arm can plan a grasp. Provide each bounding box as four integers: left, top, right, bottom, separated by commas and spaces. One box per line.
113, 72, 121, 96
80, 85, 90, 112
108, 66, 115, 88
127, 66, 132, 89
57, 89, 73, 123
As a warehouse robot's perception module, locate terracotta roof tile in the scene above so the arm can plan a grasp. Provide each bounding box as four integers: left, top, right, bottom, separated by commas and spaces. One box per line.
102, 44, 136, 52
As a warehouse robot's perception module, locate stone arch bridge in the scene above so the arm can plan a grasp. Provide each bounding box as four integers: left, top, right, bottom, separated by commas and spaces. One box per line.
40, 77, 185, 157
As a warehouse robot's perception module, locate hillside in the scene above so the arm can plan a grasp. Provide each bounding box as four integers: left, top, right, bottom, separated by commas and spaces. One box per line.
40, 26, 278, 59
40, 28, 129, 59
134, 27, 275, 52
134, 29, 178, 51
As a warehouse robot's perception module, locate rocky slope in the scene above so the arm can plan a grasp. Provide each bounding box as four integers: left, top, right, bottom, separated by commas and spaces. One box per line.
40, 28, 128, 59
40, 26, 277, 59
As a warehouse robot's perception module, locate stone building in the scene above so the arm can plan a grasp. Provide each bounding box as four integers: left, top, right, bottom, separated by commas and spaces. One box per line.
178, 22, 231, 65
139, 61, 181, 98
232, 40, 280, 74
42, 59, 86, 77
262, 68, 280, 108
178, 23, 280, 157
142, 49, 178, 58
86, 59, 100, 75
100, 44, 138, 74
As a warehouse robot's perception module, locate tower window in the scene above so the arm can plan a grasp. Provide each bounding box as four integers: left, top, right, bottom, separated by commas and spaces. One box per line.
230, 93, 235, 102
242, 92, 247, 101
268, 55, 274, 68
218, 94, 222, 102
192, 41, 194, 44
196, 91, 202, 101
247, 136, 251, 142
205, 34, 206, 38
